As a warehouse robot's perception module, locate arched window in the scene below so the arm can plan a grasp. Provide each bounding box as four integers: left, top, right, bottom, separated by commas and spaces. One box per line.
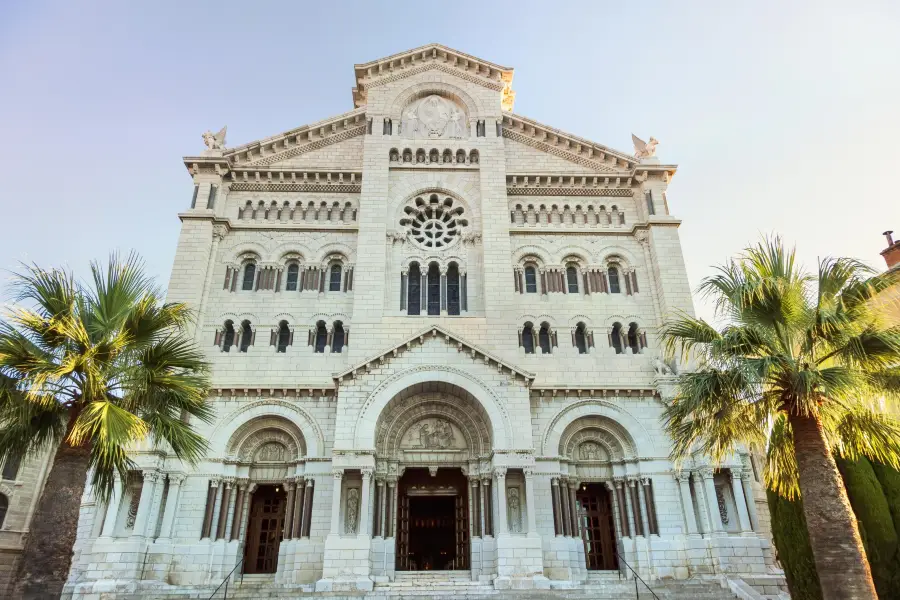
628, 323, 641, 354
222, 320, 235, 352
566, 265, 579, 293
408, 262, 421, 315
285, 263, 299, 291
539, 323, 552, 354
239, 321, 253, 352
447, 263, 461, 316
608, 266, 621, 294
427, 262, 441, 316
574, 323, 588, 354
611, 323, 624, 354
524, 266, 538, 293
276, 321, 291, 353
241, 262, 256, 291
329, 263, 343, 292
0, 494, 7, 529
332, 321, 345, 353
1, 454, 21, 481
522, 323, 535, 354
314, 321, 327, 353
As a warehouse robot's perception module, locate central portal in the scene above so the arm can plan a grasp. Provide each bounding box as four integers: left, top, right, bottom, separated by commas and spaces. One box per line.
396, 468, 469, 571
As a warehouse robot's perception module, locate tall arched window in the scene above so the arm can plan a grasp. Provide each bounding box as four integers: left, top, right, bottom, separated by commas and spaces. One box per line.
242, 263, 257, 291
611, 323, 624, 354
0, 494, 7, 529
222, 320, 235, 352
447, 263, 461, 316
285, 263, 299, 291
566, 265, 579, 293
314, 321, 327, 353
239, 321, 253, 352
1, 454, 21, 481
574, 323, 588, 354
329, 263, 343, 292
524, 266, 538, 293
276, 321, 291, 353
427, 262, 441, 316
522, 323, 535, 354
332, 321, 345, 353
408, 263, 421, 315
539, 323, 552, 354
608, 266, 621, 294
628, 323, 641, 354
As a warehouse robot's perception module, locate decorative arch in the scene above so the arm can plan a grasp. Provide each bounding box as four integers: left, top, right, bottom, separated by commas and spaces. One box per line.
597, 245, 641, 269
353, 366, 513, 450
389, 81, 480, 123
511, 245, 552, 267
542, 400, 657, 458
314, 242, 355, 264
225, 242, 267, 264
226, 415, 306, 462
556, 245, 592, 265
558, 415, 636, 461
211, 400, 326, 458
271, 242, 313, 263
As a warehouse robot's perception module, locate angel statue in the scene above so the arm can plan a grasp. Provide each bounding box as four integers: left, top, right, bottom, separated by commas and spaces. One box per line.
632, 134, 658, 159
653, 356, 673, 376
202, 126, 227, 151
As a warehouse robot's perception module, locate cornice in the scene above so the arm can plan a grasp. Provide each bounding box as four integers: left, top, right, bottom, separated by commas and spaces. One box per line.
506, 173, 635, 197
210, 387, 336, 399
227, 168, 363, 194
530, 385, 658, 399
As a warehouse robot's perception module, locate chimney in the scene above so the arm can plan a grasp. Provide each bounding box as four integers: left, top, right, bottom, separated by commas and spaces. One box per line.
880, 230, 900, 270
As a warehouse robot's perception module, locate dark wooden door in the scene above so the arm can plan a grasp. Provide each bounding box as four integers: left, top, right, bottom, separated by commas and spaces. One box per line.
396, 493, 410, 570
577, 484, 618, 570
244, 486, 286, 574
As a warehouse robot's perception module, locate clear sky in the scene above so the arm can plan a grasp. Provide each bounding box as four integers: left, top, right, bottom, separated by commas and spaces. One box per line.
1, 0, 898, 321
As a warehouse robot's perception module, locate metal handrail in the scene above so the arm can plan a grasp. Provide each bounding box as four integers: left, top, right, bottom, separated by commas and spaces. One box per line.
614, 550, 660, 600
208, 557, 244, 600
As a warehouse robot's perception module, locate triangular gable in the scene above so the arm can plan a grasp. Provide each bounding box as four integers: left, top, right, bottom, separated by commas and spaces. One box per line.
352, 44, 515, 111
333, 325, 534, 383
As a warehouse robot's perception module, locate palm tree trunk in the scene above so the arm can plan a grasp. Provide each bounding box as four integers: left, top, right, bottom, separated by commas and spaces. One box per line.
11, 438, 91, 600
790, 412, 877, 600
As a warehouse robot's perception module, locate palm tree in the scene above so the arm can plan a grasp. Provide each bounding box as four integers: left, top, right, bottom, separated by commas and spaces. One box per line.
661, 237, 900, 600
0, 254, 212, 599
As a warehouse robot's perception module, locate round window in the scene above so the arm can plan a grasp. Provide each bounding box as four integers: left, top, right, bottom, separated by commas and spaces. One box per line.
401, 194, 468, 250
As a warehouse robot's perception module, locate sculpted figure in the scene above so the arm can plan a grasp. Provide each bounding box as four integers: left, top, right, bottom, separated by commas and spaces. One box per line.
631, 134, 658, 159
402, 110, 418, 138
202, 126, 227, 151
345, 488, 359, 534
446, 109, 464, 138
653, 357, 673, 376
507, 488, 522, 533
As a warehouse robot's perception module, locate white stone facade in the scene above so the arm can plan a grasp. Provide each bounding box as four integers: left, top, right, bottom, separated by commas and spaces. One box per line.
64, 44, 778, 598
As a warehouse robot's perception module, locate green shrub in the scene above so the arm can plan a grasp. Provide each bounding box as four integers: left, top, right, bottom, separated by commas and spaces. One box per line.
767, 489, 822, 600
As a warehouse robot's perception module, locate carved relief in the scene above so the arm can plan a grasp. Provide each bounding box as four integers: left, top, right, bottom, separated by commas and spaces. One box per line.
255, 442, 286, 462
401, 95, 467, 139
715, 485, 730, 525
403, 418, 457, 449
345, 488, 360, 534
507, 487, 522, 533
578, 441, 608, 461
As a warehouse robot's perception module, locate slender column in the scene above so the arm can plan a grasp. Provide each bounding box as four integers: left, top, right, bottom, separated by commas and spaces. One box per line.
480, 477, 490, 536
283, 481, 295, 539
560, 479, 572, 536
302, 478, 315, 537
131, 471, 159, 538
730, 470, 753, 533
551, 478, 563, 536
615, 481, 631, 537
629, 479, 646, 537
524, 469, 538, 534
494, 469, 508, 534
329, 470, 343, 535
741, 471, 760, 531
691, 471, 711, 534
470, 479, 480, 537
230, 483, 247, 541
378, 480, 388, 537
675, 473, 698, 535
605, 481, 623, 539
359, 469, 373, 537
702, 468, 725, 533
201, 478, 220, 539
292, 480, 305, 538
158, 473, 185, 540
215, 480, 233, 540
622, 480, 637, 538
145, 474, 166, 540
635, 478, 650, 537
100, 475, 124, 537
388, 480, 397, 537
568, 481, 580, 537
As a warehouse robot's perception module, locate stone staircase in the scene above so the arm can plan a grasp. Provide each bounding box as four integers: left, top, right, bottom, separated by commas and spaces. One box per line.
371, 571, 496, 598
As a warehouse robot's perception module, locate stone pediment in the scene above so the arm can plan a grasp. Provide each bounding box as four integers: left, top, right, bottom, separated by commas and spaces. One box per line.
352, 44, 515, 111
333, 325, 534, 384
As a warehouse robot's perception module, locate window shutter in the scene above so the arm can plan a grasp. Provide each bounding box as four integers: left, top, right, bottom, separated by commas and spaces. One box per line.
631, 271, 639, 293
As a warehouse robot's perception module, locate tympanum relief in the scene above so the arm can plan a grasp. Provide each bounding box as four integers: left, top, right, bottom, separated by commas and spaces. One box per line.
399, 418, 460, 450
255, 442, 286, 462
401, 95, 467, 139
578, 441, 608, 462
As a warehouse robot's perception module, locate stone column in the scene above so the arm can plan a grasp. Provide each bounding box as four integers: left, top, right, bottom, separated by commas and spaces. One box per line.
329, 470, 343, 535
131, 471, 159, 539
551, 479, 563, 536
470, 478, 480, 537
302, 478, 315, 537
691, 471, 711, 534
215, 480, 233, 540
701, 468, 725, 533
230, 482, 247, 541
638, 478, 652, 536
158, 473, 185, 540
604, 481, 623, 539
100, 475, 124, 537
568, 481, 580, 537
494, 469, 508, 534
389, 480, 398, 537
559, 479, 571, 536
292, 479, 305, 539
622, 479, 637, 538
145, 474, 167, 541
730, 470, 753, 533
675, 472, 698, 535
378, 480, 387, 537
283, 481, 296, 539
615, 481, 631, 537
741, 471, 760, 531
202, 479, 220, 539
524, 469, 538, 535
480, 477, 490, 536
359, 469, 373, 537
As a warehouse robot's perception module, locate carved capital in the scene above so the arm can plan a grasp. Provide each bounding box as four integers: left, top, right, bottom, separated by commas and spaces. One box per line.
673, 471, 688, 484
143, 470, 162, 483
213, 224, 228, 240
167, 473, 186, 486
332, 469, 344, 480
361, 468, 374, 479
700, 468, 715, 479
493, 467, 507, 480
523, 467, 535, 479
209, 478, 221, 488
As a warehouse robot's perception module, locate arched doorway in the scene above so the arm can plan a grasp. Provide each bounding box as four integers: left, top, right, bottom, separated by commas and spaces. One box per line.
244, 484, 287, 574
373, 382, 493, 573
576, 483, 618, 570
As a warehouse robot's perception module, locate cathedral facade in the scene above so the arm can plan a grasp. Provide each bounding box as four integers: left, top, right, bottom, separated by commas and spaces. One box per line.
63, 45, 778, 598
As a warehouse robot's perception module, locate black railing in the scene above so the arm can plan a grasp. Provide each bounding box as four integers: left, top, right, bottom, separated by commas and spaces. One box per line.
208, 558, 244, 600
614, 550, 660, 600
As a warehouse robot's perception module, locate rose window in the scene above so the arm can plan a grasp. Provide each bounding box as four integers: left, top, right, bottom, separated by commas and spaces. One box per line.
400, 194, 468, 250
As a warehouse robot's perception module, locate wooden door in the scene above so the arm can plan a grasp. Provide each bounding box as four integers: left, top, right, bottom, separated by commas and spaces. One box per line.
577, 484, 618, 570
243, 486, 286, 574
396, 493, 410, 570
454, 492, 469, 569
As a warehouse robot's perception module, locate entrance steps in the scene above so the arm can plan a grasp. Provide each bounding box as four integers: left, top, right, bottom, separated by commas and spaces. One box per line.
372, 571, 496, 597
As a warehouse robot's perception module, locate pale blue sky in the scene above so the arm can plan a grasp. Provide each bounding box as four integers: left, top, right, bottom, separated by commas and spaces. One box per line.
1, 1, 898, 320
